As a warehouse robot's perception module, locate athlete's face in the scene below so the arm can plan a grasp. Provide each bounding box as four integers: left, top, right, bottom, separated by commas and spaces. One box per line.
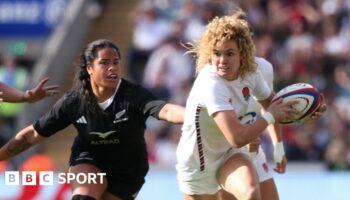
210, 40, 240, 81
87, 47, 121, 91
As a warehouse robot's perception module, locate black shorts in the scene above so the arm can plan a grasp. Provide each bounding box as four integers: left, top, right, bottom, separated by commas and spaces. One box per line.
69, 148, 145, 200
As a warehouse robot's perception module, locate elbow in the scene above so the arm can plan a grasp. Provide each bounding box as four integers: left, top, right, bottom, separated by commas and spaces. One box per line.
227, 136, 247, 148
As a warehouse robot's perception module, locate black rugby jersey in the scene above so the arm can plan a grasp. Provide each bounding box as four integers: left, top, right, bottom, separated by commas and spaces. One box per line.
33, 79, 166, 177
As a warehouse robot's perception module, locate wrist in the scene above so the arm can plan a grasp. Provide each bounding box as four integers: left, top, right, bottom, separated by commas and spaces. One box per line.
21, 90, 29, 102
262, 112, 275, 125
273, 142, 285, 163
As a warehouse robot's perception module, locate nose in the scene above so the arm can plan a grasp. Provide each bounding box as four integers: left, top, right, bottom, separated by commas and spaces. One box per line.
219, 55, 228, 64
108, 63, 119, 71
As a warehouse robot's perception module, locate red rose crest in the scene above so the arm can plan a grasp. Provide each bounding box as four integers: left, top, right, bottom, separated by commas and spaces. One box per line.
262, 162, 269, 172
242, 87, 250, 101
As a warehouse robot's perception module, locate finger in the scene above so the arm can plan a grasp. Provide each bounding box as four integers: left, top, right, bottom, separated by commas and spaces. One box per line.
284, 99, 300, 107
45, 89, 60, 94
43, 85, 60, 90
274, 163, 285, 173
37, 77, 50, 88
319, 104, 327, 112
45, 92, 53, 97
272, 97, 283, 104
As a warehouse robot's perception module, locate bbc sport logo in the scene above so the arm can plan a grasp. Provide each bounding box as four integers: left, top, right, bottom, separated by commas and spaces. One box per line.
4, 171, 106, 185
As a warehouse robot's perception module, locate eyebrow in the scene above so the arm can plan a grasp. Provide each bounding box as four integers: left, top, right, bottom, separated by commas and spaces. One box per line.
213, 48, 236, 52
99, 57, 120, 60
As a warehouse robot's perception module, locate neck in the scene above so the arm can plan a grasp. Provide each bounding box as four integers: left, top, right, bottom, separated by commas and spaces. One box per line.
91, 86, 115, 103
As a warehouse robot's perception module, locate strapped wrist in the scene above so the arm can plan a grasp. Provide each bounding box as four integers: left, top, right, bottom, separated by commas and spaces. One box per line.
262, 112, 275, 125
273, 142, 285, 163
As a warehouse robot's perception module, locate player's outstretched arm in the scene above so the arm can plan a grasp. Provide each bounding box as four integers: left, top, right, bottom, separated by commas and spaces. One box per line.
158, 103, 185, 124
0, 125, 44, 161
0, 77, 60, 103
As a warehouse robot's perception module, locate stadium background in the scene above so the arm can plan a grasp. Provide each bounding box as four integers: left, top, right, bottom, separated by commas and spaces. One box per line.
0, 0, 349, 199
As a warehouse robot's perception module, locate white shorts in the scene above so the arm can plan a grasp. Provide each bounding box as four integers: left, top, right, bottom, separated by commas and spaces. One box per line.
177, 146, 273, 195
176, 147, 248, 195
248, 146, 273, 182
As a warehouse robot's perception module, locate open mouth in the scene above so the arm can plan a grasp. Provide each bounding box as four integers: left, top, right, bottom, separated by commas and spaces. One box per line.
107, 74, 118, 80
218, 66, 229, 71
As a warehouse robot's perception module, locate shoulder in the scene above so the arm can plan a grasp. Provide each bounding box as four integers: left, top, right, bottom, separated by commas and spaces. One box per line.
120, 79, 158, 103
255, 57, 274, 87
197, 64, 223, 82
121, 79, 150, 94
62, 90, 80, 101
255, 57, 273, 72
54, 90, 81, 108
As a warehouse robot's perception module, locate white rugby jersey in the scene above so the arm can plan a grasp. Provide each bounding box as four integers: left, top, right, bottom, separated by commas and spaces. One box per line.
176, 59, 272, 174
243, 57, 274, 124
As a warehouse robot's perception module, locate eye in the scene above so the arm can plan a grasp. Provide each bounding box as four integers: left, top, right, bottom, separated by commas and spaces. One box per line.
113, 59, 120, 65
100, 61, 109, 66
226, 51, 235, 57
213, 52, 220, 57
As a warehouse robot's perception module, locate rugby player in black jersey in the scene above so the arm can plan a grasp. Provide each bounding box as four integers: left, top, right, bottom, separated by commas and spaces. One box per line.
0, 39, 185, 200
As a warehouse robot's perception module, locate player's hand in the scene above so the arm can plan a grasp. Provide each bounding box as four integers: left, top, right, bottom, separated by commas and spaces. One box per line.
309, 93, 327, 120
24, 77, 60, 103
273, 141, 287, 173
274, 156, 287, 173
268, 98, 301, 123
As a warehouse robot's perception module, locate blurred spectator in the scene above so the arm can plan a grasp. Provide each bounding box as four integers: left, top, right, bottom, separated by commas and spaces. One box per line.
154, 125, 181, 168
128, 1, 171, 82
182, 1, 225, 42
325, 138, 349, 170
143, 34, 194, 105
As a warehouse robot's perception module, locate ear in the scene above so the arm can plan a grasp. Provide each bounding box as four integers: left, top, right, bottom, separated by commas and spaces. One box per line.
86, 64, 93, 75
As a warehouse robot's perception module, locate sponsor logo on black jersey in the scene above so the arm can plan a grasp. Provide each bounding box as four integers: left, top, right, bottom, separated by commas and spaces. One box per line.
113, 109, 128, 123
89, 131, 120, 145
89, 131, 116, 139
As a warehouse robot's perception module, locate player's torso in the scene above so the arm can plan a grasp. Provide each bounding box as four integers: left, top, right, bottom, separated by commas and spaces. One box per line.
178, 64, 271, 170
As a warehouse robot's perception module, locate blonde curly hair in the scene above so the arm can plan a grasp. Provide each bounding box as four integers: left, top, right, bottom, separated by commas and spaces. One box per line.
188, 15, 256, 79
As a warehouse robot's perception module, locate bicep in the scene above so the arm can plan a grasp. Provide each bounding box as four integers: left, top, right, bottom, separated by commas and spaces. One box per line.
212, 110, 242, 147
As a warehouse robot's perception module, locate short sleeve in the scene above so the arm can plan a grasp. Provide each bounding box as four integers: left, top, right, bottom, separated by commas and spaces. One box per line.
252, 71, 272, 101
133, 86, 167, 120
33, 93, 78, 137
201, 73, 234, 116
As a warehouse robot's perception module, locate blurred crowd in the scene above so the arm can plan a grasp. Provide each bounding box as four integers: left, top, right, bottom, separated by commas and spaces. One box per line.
127, 0, 350, 171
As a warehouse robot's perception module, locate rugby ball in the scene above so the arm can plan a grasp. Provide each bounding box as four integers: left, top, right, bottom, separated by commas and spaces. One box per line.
272, 83, 322, 124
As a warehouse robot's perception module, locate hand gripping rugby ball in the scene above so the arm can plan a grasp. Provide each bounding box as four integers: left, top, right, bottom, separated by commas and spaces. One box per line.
272, 83, 323, 124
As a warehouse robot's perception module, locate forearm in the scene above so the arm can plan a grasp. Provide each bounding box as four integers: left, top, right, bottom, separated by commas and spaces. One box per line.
238, 117, 270, 147
0, 125, 43, 161
214, 111, 268, 148
0, 82, 27, 102
267, 122, 282, 144
159, 103, 185, 124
